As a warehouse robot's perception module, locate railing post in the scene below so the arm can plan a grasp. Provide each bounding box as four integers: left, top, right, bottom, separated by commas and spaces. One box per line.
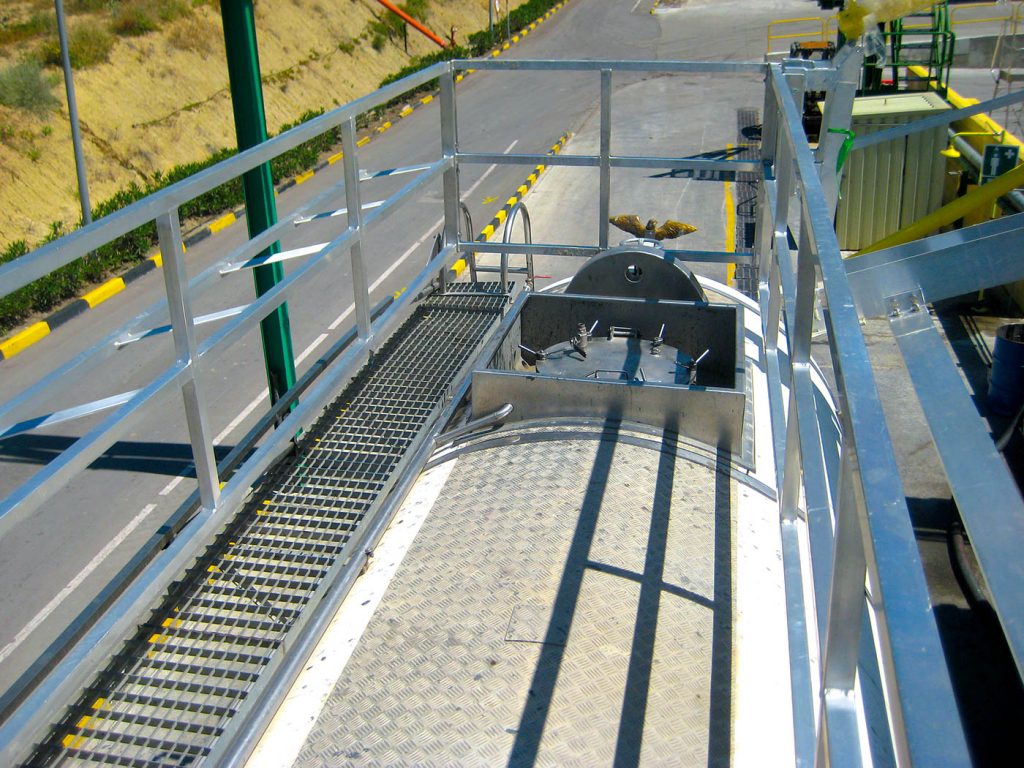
156, 211, 220, 513
340, 118, 372, 343
440, 64, 461, 256
760, 63, 780, 169
815, 47, 860, 216
599, 68, 612, 249
816, 430, 867, 768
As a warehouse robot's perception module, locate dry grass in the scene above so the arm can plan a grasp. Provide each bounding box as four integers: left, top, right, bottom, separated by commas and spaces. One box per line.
166, 12, 220, 53
1, 0, 503, 247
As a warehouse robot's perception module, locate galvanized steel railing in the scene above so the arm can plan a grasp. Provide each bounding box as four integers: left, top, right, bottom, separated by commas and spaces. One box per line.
0, 54, 977, 765
757, 52, 970, 765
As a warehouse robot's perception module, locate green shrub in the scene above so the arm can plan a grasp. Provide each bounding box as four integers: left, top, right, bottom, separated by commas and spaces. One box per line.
0, 61, 59, 115
379, 44, 469, 90
465, 0, 561, 54
270, 109, 340, 182
38, 22, 115, 69
401, 0, 429, 23
338, 39, 355, 55
0, 240, 33, 334
0, 13, 55, 48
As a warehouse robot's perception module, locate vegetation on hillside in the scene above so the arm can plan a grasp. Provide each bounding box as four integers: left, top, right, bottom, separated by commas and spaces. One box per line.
0, 0, 566, 334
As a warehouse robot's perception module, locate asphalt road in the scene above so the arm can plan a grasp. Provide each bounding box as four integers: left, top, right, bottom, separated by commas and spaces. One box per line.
0, 0, 823, 698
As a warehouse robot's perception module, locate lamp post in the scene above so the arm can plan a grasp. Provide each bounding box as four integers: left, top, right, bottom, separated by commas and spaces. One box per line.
54, 0, 91, 226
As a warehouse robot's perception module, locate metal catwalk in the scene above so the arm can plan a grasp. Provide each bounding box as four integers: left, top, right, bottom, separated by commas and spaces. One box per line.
25, 286, 507, 767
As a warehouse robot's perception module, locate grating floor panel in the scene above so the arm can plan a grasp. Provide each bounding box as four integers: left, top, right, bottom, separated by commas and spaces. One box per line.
733, 107, 760, 301
24, 286, 506, 767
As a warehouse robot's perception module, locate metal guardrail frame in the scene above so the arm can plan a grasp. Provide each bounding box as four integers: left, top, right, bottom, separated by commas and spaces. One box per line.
757, 51, 971, 765
0, 55, 767, 762
0, 59, 455, 537
0, 52, 980, 766
951, 0, 1019, 31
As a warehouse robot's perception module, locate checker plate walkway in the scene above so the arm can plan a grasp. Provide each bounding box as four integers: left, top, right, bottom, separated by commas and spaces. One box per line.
24, 285, 507, 767
296, 428, 739, 767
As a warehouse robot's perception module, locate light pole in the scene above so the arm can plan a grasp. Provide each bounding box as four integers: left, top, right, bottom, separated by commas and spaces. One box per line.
54, 0, 91, 226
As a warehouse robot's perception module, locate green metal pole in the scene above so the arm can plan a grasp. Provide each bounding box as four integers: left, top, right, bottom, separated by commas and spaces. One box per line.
220, 0, 296, 404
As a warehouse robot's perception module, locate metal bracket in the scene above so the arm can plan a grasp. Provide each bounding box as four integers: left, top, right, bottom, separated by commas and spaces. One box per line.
885, 288, 925, 319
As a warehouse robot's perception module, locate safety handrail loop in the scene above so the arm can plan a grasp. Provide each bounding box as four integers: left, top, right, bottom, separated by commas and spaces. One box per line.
501, 200, 533, 290
460, 202, 478, 282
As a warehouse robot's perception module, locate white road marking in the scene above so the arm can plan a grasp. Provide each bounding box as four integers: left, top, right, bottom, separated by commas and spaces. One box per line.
1, 140, 519, 665
630, 0, 643, 12
0, 504, 157, 664
214, 392, 268, 445
158, 472, 186, 497
327, 305, 354, 331
296, 333, 329, 366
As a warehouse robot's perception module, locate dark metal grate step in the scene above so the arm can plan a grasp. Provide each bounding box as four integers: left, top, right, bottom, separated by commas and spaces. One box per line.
24, 285, 506, 767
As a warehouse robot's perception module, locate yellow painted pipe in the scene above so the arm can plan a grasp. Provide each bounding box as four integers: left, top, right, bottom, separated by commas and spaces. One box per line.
907, 64, 1024, 154
856, 162, 1024, 255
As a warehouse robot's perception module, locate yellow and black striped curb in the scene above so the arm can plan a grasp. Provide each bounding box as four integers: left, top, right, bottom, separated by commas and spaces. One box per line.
1, 129, 570, 361
0, 252, 164, 361
447, 131, 571, 283
475, 132, 570, 245
0, 0, 573, 361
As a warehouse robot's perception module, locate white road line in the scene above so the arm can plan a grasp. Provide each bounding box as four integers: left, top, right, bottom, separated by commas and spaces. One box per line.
214, 392, 268, 445
158, 472, 187, 496
630, 0, 643, 12
0, 140, 520, 665
327, 305, 354, 331
296, 333, 329, 366
0, 504, 157, 664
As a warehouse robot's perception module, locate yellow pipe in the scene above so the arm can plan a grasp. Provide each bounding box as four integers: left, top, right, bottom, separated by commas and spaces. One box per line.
907, 64, 1024, 154
856, 162, 1024, 255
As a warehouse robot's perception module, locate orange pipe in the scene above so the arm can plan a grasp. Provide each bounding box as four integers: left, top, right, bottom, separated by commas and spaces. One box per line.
374, 0, 448, 48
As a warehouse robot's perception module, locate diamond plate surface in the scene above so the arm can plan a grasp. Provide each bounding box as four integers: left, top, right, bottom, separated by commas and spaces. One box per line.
297, 432, 736, 767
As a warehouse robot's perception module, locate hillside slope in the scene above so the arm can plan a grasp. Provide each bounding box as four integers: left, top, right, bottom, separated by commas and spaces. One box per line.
0, 0, 500, 247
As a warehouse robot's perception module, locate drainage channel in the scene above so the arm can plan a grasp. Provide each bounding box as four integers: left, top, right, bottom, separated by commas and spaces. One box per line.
22, 285, 508, 767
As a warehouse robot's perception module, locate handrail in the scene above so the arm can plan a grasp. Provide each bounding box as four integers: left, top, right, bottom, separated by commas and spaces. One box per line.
0, 54, 983, 767
501, 200, 533, 289
951, 0, 1016, 30
758, 56, 970, 765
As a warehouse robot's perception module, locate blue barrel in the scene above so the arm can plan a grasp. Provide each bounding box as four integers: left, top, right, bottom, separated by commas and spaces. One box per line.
989, 323, 1024, 416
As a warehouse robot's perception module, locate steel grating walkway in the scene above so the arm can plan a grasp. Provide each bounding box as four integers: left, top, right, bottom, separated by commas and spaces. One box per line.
23, 285, 508, 767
